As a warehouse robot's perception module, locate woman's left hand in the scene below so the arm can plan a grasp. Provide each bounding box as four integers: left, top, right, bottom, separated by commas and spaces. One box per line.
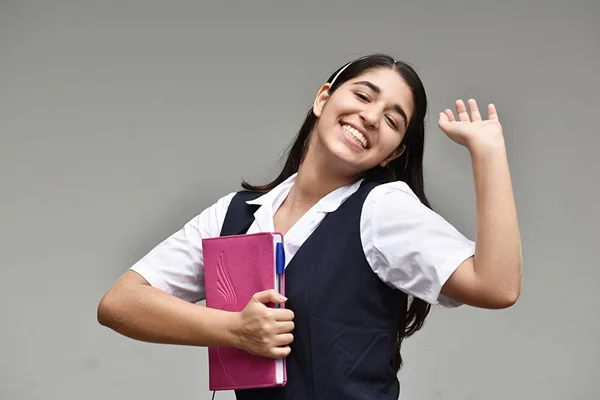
438, 99, 505, 151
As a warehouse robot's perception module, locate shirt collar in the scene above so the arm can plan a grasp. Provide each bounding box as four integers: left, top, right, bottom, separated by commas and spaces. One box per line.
246, 173, 364, 213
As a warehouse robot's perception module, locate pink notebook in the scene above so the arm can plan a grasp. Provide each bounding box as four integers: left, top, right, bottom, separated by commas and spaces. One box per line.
202, 232, 287, 391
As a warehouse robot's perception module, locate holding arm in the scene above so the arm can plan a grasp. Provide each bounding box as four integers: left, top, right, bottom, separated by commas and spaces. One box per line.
439, 99, 522, 309
98, 271, 293, 357
97, 195, 294, 358
98, 270, 241, 347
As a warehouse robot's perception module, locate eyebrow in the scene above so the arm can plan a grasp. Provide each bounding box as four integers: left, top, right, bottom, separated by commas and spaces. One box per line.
351, 80, 408, 126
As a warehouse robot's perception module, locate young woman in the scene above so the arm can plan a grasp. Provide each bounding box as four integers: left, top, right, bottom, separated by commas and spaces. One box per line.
98, 53, 521, 399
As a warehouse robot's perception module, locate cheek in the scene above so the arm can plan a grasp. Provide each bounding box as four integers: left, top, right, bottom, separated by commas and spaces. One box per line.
323, 94, 358, 120
378, 131, 403, 153
317, 104, 349, 135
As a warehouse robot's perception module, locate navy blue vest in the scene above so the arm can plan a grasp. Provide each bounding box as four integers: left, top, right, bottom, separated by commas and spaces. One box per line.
220, 181, 408, 400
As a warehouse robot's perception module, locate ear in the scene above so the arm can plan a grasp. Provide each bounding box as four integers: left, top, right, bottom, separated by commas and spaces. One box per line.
312, 83, 331, 118
380, 145, 406, 168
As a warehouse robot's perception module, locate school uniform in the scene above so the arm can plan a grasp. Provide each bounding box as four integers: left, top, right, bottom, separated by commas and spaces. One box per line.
130, 173, 475, 399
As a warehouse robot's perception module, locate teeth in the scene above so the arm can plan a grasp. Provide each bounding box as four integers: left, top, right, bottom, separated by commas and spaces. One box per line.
342, 124, 368, 148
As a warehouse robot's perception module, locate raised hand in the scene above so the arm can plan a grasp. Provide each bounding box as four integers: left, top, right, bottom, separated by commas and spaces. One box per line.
232, 289, 295, 359
438, 99, 504, 151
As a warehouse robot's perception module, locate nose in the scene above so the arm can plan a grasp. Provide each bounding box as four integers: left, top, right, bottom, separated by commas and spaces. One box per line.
359, 105, 380, 130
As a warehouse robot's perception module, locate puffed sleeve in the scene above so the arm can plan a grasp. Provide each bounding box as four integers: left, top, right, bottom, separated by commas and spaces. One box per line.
361, 182, 475, 307
129, 192, 236, 303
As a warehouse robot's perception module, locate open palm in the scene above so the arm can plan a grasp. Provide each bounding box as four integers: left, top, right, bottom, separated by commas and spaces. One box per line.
438, 99, 503, 149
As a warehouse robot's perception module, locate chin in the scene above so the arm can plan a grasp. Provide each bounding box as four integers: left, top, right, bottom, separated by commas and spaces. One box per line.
312, 123, 373, 172
325, 142, 373, 175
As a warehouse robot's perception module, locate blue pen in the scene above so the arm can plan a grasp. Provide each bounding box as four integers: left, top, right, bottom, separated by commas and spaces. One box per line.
276, 242, 285, 275
275, 242, 285, 308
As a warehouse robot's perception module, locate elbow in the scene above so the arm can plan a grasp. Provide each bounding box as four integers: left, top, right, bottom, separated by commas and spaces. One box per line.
97, 293, 113, 327
499, 263, 522, 308
97, 289, 122, 328
493, 289, 520, 309
480, 261, 522, 309
97, 271, 143, 328
490, 279, 521, 309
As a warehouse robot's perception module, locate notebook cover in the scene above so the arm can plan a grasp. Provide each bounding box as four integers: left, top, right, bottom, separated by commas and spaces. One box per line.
202, 232, 287, 391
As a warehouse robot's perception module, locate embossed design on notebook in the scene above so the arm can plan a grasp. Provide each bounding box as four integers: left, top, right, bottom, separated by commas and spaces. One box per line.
215, 250, 237, 383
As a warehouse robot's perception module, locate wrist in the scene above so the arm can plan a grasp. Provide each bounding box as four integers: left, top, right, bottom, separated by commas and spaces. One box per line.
224, 311, 242, 349
467, 135, 506, 158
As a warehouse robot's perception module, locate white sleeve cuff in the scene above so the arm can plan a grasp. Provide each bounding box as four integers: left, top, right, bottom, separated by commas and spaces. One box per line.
428, 244, 475, 307
129, 259, 175, 295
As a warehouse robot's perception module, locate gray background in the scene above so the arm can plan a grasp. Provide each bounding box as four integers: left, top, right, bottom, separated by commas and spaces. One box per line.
1, 0, 598, 399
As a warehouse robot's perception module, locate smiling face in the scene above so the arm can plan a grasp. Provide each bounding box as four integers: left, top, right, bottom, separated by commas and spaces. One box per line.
310, 67, 415, 176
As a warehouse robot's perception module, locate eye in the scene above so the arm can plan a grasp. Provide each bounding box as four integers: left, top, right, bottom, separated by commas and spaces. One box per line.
385, 115, 399, 130
354, 92, 370, 102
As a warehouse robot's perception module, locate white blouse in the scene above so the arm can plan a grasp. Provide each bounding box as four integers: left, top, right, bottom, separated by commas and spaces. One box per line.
130, 173, 475, 307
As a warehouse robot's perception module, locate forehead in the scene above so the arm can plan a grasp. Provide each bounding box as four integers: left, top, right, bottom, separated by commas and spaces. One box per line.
345, 68, 414, 119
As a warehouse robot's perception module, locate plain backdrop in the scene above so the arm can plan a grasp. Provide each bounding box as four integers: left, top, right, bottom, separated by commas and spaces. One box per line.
1, 1, 599, 399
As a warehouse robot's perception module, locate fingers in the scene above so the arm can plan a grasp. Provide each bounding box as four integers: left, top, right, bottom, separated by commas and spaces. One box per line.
488, 103, 499, 120
468, 99, 482, 121
253, 289, 287, 305
272, 308, 295, 321
443, 99, 496, 122
455, 99, 470, 122
274, 333, 294, 347
271, 345, 292, 359
438, 111, 449, 130
275, 320, 295, 333
270, 334, 293, 358
444, 108, 456, 122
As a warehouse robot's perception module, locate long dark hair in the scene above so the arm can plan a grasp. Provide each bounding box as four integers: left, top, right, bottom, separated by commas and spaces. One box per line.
242, 53, 432, 372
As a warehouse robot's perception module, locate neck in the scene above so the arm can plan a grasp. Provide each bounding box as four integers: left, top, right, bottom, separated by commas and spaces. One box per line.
285, 137, 360, 210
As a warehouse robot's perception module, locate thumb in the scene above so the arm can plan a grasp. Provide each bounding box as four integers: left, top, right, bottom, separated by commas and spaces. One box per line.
438, 112, 449, 129
253, 289, 287, 305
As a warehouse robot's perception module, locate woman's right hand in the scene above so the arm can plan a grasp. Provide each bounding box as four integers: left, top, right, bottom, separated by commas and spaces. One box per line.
231, 289, 295, 359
